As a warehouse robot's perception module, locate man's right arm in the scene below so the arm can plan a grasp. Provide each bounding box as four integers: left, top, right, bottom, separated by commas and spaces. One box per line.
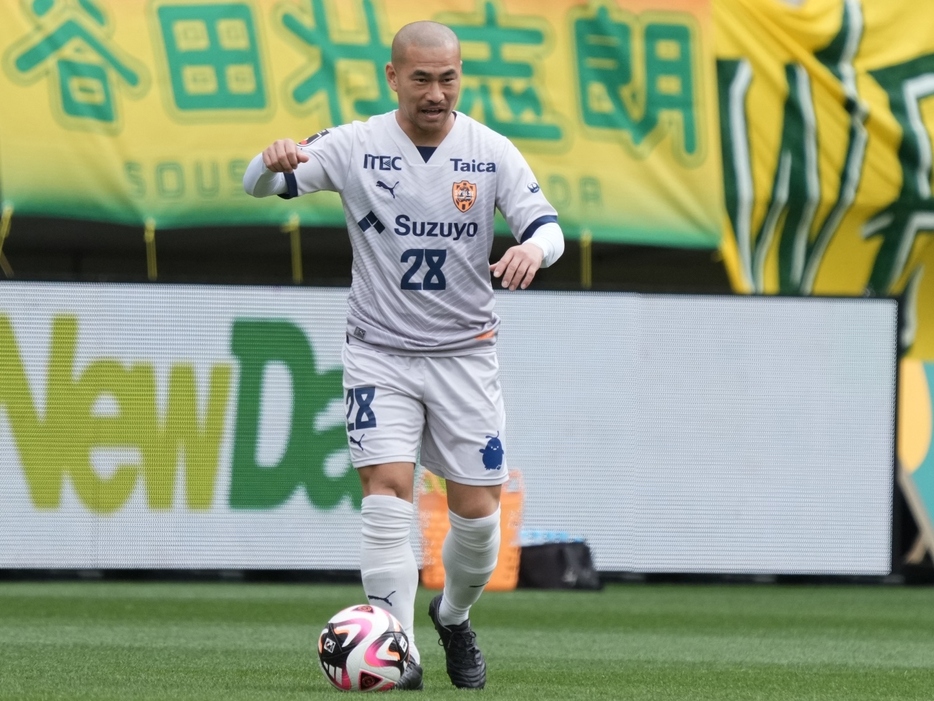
242, 138, 310, 197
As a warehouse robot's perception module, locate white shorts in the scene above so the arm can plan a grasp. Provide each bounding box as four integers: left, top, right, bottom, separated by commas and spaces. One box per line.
341, 341, 509, 487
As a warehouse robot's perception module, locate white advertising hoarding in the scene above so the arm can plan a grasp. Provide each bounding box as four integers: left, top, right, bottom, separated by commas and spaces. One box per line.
0, 282, 897, 574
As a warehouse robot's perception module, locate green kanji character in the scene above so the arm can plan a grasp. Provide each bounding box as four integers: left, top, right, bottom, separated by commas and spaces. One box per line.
5, 0, 146, 126
442, 2, 561, 142
155, 2, 266, 112
280, 0, 395, 122
574, 4, 698, 159
866, 54, 934, 297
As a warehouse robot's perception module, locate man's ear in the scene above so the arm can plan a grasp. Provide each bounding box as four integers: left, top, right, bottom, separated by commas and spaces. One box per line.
385, 62, 398, 92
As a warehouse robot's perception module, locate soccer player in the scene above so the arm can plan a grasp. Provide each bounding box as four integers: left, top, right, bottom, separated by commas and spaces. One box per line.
243, 20, 564, 690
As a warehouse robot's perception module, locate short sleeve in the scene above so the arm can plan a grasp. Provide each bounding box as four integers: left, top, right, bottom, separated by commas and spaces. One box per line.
494, 140, 558, 242
289, 124, 355, 196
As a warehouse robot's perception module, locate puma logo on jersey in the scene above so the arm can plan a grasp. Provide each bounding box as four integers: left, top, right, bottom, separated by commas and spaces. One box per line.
451, 158, 496, 172
377, 180, 399, 198
349, 434, 366, 449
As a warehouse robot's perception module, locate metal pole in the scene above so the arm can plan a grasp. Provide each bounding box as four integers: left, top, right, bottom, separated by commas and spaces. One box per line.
282, 213, 303, 284
580, 229, 592, 290
144, 218, 157, 281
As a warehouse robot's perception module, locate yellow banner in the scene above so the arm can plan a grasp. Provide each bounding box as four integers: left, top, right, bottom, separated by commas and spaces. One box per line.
715, 0, 934, 352
0, 0, 722, 244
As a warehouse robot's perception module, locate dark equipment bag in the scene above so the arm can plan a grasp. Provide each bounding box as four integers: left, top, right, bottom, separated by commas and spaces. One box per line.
517, 541, 603, 590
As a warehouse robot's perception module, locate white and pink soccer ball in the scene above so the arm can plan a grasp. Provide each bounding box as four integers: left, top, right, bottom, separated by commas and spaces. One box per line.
317, 604, 410, 692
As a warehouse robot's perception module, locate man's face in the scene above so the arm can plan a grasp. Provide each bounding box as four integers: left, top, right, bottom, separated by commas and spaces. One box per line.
386, 42, 461, 142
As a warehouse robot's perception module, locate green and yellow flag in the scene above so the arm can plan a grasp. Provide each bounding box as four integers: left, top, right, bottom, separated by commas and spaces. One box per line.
0, 0, 722, 245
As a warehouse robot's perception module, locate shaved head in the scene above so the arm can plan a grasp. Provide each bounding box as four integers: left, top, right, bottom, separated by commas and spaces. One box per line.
386, 20, 462, 145
391, 21, 460, 66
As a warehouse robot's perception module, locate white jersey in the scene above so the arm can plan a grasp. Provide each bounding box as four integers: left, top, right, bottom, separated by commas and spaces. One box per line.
283, 111, 558, 354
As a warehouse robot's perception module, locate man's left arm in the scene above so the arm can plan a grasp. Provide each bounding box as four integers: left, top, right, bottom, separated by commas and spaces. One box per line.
491, 143, 565, 290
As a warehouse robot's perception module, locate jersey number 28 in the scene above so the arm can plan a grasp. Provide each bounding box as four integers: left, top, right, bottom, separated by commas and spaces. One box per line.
400, 248, 446, 290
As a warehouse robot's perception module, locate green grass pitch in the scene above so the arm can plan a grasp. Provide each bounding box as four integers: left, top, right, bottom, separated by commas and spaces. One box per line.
1, 580, 934, 700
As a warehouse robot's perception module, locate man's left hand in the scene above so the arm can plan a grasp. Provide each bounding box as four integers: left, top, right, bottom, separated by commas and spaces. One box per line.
490, 242, 544, 291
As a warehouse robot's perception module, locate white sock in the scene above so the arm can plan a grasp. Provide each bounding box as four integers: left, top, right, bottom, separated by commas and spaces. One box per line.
438, 508, 501, 626
360, 494, 420, 664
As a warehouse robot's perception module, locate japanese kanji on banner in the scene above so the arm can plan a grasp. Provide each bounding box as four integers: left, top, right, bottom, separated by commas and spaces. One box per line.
715, 0, 934, 558
0, 0, 722, 246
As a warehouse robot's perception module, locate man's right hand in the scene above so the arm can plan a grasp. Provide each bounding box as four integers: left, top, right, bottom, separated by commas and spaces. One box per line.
262, 139, 310, 173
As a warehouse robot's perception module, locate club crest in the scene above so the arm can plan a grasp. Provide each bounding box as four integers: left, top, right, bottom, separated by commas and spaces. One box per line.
452, 180, 477, 213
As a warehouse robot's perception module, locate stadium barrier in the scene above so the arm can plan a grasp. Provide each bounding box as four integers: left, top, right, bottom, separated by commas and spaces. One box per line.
0, 281, 897, 576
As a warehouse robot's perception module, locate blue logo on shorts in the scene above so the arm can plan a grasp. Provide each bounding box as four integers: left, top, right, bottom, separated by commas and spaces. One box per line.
479, 432, 504, 470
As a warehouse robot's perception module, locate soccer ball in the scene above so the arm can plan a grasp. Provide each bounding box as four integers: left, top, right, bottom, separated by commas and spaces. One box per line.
317, 604, 410, 692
